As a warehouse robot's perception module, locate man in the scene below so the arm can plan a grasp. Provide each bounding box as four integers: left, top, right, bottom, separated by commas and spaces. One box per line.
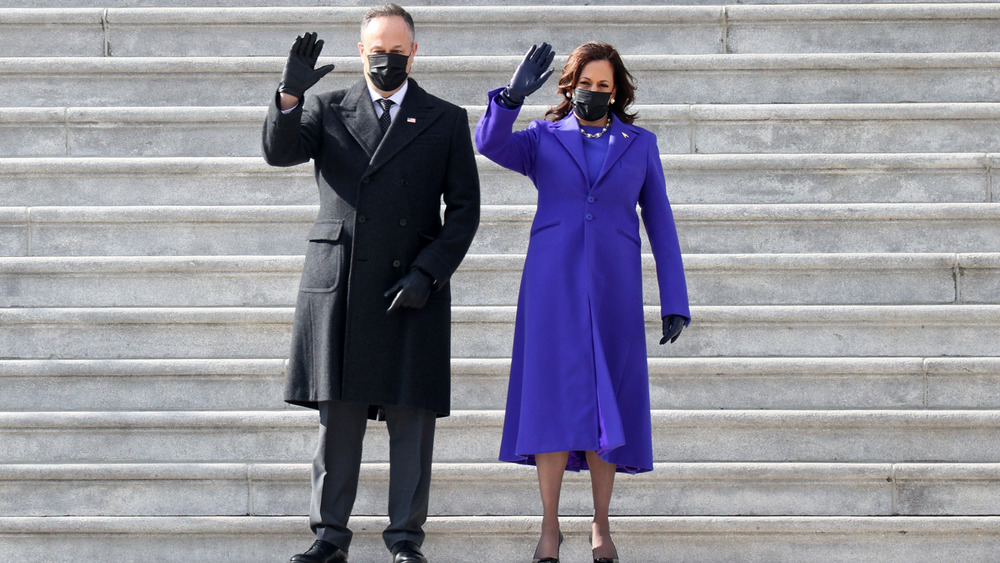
262, 4, 480, 563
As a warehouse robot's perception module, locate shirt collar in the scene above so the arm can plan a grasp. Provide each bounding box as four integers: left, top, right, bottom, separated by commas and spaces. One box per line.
367, 80, 409, 107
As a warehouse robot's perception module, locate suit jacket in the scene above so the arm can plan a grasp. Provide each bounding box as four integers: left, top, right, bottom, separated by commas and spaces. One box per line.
263, 78, 480, 417
475, 87, 688, 473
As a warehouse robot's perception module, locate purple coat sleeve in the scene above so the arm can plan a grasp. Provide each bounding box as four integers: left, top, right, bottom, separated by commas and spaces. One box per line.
474, 87, 540, 178
638, 137, 691, 324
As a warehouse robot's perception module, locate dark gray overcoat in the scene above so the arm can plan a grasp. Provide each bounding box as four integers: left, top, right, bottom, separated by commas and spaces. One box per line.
262, 78, 480, 417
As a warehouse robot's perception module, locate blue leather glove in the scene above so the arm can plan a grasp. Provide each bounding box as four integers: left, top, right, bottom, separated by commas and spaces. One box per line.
660, 314, 685, 345
498, 42, 555, 108
278, 32, 335, 99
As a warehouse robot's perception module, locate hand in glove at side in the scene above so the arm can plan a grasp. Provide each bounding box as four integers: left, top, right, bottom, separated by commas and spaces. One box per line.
279, 32, 336, 100
499, 42, 555, 108
659, 314, 686, 345
385, 269, 434, 314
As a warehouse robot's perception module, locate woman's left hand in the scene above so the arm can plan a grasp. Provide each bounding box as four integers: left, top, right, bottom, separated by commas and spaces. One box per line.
659, 314, 685, 344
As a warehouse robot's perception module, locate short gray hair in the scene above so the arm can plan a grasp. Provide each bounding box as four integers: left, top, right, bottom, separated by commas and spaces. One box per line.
361, 4, 415, 43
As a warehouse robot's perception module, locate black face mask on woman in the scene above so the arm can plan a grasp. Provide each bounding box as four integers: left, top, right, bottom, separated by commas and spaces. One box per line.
572, 87, 612, 122
367, 52, 410, 92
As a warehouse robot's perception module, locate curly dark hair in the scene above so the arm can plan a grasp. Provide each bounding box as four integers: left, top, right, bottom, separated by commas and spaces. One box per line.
545, 42, 637, 124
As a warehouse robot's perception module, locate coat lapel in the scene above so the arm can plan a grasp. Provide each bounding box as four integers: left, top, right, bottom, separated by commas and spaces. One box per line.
368, 79, 442, 174
592, 117, 638, 188
334, 80, 383, 159
552, 114, 589, 183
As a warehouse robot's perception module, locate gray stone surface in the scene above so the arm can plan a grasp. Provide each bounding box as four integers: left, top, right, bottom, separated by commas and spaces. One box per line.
9, 202, 996, 257
959, 253, 1000, 303
0, 153, 995, 206
7, 409, 1000, 464
895, 463, 1000, 515
10, 54, 1000, 108
6, 304, 997, 360
726, 4, 1000, 54
0, 461, 898, 517
4, 515, 1000, 563
0, 9, 105, 57
0, 251, 978, 307
662, 153, 992, 204
0, 256, 302, 307
0, 356, 980, 412
648, 357, 928, 410
11, 104, 1000, 157
102, 6, 725, 57
4, 0, 1000, 556
0, 359, 288, 412
645, 305, 1000, 359
0, 157, 315, 206
925, 358, 1000, 408
11, 5, 1000, 57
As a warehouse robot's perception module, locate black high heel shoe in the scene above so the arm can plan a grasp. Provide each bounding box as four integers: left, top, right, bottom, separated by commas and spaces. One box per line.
590, 532, 620, 563
531, 531, 564, 563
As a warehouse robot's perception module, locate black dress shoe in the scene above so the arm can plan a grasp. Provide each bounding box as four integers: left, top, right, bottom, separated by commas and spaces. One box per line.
390, 540, 428, 563
290, 539, 348, 563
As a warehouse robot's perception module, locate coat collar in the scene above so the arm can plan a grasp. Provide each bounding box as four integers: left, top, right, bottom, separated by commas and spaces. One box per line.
334, 78, 442, 171
552, 112, 640, 189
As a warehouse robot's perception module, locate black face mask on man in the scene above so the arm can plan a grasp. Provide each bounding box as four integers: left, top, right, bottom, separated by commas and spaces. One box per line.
367, 52, 410, 92
572, 88, 613, 122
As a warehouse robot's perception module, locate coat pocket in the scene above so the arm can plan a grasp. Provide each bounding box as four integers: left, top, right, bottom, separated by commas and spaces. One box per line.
299, 220, 344, 293
617, 228, 641, 249
530, 219, 561, 237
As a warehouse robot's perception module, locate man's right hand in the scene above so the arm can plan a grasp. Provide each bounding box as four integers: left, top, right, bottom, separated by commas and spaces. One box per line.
278, 32, 336, 104
499, 42, 555, 108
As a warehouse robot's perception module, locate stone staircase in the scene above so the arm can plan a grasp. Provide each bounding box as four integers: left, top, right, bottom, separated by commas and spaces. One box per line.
2, 2, 1000, 562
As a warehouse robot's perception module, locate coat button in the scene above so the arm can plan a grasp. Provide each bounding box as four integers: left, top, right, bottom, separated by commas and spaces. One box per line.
587, 196, 595, 203
362, 177, 370, 184
358, 215, 367, 224
401, 179, 408, 187
399, 218, 407, 226
586, 213, 594, 221
392, 260, 401, 268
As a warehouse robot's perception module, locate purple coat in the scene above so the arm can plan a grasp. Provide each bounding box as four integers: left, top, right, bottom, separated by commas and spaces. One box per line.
475, 89, 690, 474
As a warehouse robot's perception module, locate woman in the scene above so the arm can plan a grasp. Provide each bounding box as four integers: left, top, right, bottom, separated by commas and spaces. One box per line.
475, 42, 691, 563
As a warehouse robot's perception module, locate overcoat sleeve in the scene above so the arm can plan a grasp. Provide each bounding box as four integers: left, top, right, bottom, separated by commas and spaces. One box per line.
638, 135, 692, 325
474, 87, 540, 177
411, 106, 481, 288
261, 91, 324, 167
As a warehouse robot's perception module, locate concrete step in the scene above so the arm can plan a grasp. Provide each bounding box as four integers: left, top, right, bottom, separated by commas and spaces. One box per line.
2, 252, 988, 308
10, 103, 1000, 157
4, 461, 997, 517
2, 203, 998, 257
1, 304, 998, 360
3, 153, 996, 206
0, 251, 983, 306
9, 54, 1000, 108
8, 5, 1000, 57
5, 409, 1000, 464
5, 357, 999, 412
1, 7, 724, 57
4, 515, 1000, 563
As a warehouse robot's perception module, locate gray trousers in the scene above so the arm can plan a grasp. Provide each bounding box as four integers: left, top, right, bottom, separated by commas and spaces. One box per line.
311, 399, 436, 552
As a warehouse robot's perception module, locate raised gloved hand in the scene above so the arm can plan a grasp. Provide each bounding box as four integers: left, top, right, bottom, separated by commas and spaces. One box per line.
385, 268, 434, 313
498, 42, 555, 108
278, 32, 336, 99
659, 314, 685, 345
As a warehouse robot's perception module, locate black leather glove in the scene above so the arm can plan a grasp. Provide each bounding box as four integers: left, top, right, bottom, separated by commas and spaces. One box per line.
278, 32, 336, 99
385, 268, 434, 313
660, 314, 685, 345
498, 42, 555, 108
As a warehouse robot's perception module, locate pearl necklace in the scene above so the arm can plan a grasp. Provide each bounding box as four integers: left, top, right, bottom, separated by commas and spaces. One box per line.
579, 115, 612, 139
